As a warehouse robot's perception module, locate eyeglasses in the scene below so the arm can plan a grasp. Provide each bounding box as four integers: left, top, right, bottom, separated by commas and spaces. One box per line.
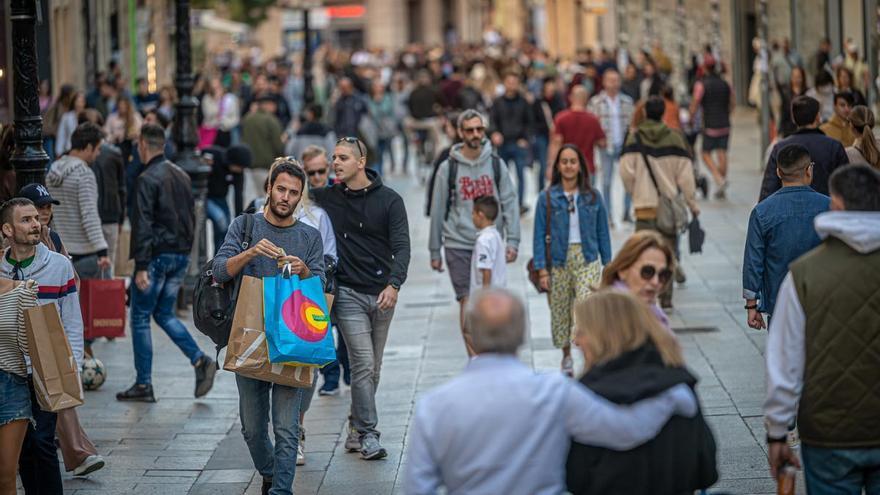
461, 126, 485, 135
566, 194, 576, 213
306, 168, 328, 177
337, 137, 365, 157
639, 265, 673, 284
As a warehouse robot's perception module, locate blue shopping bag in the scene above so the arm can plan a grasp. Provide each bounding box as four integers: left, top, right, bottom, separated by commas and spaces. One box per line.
263, 271, 336, 366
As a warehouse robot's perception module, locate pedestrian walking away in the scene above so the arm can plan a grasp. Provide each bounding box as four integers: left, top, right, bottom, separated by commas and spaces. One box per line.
117, 124, 217, 403
429, 110, 520, 356
760, 96, 849, 200
742, 144, 829, 329
312, 137, 411, 461
533, 144, 611, 375
845, 105, 880, 169
212, 159, 325, 495
404, 288, 699, 495
765, 165, 880, 494
689, 56, 734, 199
620, 96, 700, 309
0, 198, 83, 492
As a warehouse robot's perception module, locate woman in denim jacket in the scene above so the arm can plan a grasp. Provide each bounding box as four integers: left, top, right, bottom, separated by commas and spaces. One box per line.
534, 144, 612, 375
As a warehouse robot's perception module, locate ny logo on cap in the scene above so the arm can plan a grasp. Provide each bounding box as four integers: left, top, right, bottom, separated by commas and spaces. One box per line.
36, 185, 50, 197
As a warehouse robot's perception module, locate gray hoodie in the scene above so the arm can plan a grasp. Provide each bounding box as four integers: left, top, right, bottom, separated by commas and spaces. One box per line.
814, 211, 880, 253
429, 141, 520, 258
46, 155, 108, 256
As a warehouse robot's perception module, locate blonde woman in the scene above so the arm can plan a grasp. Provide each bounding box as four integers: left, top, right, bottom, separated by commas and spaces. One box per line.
846, 105, 880, 169
566, 290, 717, 495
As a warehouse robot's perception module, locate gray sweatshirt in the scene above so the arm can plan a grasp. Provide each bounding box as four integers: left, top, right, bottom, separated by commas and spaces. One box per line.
429, 142, 521, 259
46, 155, 108, 256
212, 213, 325, 287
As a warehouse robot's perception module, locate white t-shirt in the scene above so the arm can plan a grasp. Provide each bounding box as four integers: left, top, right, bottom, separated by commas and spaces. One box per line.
566, 192, 581, 244
470, 225, 507, 293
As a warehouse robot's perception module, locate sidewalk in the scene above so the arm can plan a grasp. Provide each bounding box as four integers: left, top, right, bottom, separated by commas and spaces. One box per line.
52, 110, 783, 494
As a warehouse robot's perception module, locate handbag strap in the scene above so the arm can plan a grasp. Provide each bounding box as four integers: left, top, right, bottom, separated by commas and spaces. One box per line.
543, 189, 552, 276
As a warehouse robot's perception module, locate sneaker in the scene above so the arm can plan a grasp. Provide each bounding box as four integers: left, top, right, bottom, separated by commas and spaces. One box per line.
296, 442, 305, 466
675, 266, 687, 284
116, 383, 156, 402
261, 478, 272, 495
194, 356, 217, 398
714, 179, 728, 200
73, 454, 105, 476
319, 385, 340, 396
345, 425, 361, 452
360, 435, 387, 460
697, 176, 709, 198
561, 356, 574, 377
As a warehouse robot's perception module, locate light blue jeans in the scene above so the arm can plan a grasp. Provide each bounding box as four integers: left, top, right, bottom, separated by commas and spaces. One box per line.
236, 374, 303, 495
130, 253, 204, 384
802, 444, 880, 494
599, 146, 631, 221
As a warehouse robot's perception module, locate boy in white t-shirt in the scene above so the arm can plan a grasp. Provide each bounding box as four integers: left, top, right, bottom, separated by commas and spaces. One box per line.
470, 196, 507, 293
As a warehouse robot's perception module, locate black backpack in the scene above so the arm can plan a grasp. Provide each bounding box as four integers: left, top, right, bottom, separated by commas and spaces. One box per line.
424, 151, 502, 219
193, 213, 255, 355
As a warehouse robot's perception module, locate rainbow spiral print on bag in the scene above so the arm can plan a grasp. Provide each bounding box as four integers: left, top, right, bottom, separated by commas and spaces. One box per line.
263, 271, 336, 366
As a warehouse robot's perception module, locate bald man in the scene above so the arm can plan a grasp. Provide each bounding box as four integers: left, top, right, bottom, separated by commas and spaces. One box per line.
548, 86, 607, 185
404, 288, 697, 495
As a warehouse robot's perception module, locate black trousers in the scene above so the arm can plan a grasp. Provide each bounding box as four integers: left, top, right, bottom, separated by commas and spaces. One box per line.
18, 379, 62, 494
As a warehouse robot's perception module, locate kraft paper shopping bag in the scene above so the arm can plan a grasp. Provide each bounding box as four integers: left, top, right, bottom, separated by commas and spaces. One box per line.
25, 304, 84, 412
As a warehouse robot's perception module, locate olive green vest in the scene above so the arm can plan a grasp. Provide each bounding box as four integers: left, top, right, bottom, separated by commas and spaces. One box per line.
791, 237, 880, 448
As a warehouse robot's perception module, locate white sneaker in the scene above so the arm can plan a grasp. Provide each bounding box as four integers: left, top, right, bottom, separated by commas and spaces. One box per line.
73, 454, 105, 476
296, 442, 305, 466
345, 425, 361, 452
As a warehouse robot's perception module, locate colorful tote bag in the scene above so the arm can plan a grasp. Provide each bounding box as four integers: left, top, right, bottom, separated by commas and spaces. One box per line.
263, 272, 336, 366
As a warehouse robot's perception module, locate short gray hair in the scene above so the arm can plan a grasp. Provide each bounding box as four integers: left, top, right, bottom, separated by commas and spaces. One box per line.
466, 288, 526, 354
457, 109, 487, 129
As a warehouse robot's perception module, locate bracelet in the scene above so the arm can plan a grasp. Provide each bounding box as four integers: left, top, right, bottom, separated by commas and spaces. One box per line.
766, 435, 786, 444
745, 304, 758, 310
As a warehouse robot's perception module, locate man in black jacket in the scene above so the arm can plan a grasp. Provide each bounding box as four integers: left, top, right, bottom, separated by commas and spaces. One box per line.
491, 73, 533, 212
312, 137, 410, 461
117, 124, 216, 403
760, 96, 849, 201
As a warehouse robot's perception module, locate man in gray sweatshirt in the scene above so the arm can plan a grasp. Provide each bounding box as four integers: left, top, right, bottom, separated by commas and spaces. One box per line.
429, 110, 521, 355
211, 159, 324, 495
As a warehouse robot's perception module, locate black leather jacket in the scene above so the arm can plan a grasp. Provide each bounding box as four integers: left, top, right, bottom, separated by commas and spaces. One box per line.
130, 156, 194, 271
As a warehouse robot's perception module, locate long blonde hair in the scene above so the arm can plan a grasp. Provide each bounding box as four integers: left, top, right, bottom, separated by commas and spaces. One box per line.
850, 105, 880, 169
574, 290, 683, 371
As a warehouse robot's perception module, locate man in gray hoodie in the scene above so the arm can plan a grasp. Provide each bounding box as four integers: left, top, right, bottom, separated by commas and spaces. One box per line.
429, 110, 520, 355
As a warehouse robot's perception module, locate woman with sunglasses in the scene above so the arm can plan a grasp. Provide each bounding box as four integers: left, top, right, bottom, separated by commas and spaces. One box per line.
566, 290, 717, 495
533, 144, 611, 376
600, 230, 676, 328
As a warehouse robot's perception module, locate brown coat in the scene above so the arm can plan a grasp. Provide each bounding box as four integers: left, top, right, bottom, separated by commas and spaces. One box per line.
819, 114, 856, 147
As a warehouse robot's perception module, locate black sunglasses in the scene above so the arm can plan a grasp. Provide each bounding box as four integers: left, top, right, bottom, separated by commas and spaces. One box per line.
306, 168, 327, 177
566, 194, 576, 213
640, 265, 673, 284
337, 137, 365, 158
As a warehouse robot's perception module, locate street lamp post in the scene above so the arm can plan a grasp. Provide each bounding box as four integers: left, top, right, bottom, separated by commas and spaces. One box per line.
303, 7, 314, 104
9, 0, 50, 190
758, 0, 771, 164
173, 0, 210, 301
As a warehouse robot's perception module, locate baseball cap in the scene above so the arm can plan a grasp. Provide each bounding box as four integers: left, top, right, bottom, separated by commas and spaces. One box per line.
19, 183, 60, 207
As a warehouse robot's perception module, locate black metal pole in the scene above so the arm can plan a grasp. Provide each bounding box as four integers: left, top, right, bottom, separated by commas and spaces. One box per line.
173, 0, 209, 302
9, 0, 49, 190
303, 8, 314, 104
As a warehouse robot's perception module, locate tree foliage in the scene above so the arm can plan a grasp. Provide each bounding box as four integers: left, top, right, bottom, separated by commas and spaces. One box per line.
191, 0, 275, 27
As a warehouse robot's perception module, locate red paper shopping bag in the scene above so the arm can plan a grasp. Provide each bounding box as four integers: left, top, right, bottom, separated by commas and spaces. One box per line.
80, 279, 126, 339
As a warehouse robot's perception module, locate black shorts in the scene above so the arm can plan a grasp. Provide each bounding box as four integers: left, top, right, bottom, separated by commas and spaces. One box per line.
701, 133, 730, 151
445, 247, 473, 301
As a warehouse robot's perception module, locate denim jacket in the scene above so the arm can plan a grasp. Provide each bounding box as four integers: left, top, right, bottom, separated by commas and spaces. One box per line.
742, 185, 829, 314
532, 185, 612, 269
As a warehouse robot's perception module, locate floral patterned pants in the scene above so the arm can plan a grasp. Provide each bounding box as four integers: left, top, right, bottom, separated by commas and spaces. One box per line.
549, 244, 602, 349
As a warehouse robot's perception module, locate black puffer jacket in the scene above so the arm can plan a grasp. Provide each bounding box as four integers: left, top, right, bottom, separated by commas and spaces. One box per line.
566, 343, 718, 495
90, 143, 126, 224
130, 156, 194, 270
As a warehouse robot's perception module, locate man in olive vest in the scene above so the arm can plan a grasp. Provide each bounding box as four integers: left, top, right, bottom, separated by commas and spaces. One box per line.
764, 164, 880, 492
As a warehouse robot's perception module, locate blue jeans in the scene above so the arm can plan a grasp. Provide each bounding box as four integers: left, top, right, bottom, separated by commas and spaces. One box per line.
236, 374, 302, 495
206, 197, 231, 254
802, 445, 880, 494
319, 328, 350, 389
130, 253, 204, 385
18, 378, 62, 493
499, 141, 528, 207
533, 134, 549, 193
599, 146, 630, 221
370, 137, 392, 176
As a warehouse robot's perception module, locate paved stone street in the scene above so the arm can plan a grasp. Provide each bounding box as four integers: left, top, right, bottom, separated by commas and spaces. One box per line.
43, 111, 791, 494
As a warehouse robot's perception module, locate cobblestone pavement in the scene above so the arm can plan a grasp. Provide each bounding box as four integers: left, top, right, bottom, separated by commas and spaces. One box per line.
38, 111, 793, 494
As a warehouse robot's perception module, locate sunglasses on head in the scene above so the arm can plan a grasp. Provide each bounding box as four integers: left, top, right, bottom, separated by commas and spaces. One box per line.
306, 168, 327, 177
337, 137, 365, 157
640, 265, 672, 284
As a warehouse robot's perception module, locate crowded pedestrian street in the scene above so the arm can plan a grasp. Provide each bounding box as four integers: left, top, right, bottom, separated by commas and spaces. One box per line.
38, 111, 778, 495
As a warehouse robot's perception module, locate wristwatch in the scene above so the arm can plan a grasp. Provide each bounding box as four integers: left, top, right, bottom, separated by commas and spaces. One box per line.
389, 282, 401, 291
745, 303, 758, 310
766, 434, 786, 444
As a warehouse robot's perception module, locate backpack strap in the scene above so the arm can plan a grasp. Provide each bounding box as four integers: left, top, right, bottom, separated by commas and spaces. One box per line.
217, 213, 255, 358
444, 157, 459, 222
491, 154, 502, 192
